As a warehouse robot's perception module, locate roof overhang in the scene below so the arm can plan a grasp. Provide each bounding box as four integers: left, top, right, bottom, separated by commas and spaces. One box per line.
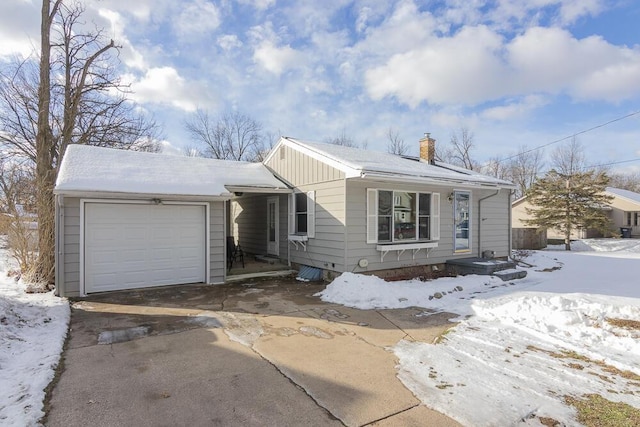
225, 185, 292, 194
53, 189, 232, 202
357, 172, 516, 190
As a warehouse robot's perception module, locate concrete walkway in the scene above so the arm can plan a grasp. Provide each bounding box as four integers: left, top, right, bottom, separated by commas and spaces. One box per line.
46, 279, 461, 426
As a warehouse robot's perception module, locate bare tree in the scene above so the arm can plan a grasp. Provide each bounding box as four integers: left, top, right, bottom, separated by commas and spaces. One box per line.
0, 160, 38, 273
0, 159, 36, 215
182, 145, 204, 157
184, 110, 263, 161
325, 127, 359, 148
551, 137, 585, 176
482, 156, 511, 181
251, 129, 281, 162
0, 0, 161, 286
437, 127, 478, 170
609, 172, 640, 192
386, 127, 409, 155
508, 146, 544, 198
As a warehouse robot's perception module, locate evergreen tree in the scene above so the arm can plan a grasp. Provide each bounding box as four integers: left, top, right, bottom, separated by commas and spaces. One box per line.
524, 169, 613, 250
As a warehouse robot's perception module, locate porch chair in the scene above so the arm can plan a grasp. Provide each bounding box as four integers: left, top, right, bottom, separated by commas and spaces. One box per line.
226, 236, 244, 271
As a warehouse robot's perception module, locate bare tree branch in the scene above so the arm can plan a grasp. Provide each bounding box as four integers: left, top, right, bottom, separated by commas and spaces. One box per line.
386, 127, 409, 155
184, 110, 263, 161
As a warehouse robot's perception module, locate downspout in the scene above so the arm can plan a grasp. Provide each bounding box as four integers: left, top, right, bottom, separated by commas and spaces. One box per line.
478, 189, 500, 257
343, 178, 348, 273
55, 194, 64, 297
287, 195, 291, 267
508, 189, 515, 258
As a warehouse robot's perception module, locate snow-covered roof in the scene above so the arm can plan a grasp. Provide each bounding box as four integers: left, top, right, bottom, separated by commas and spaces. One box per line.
607, 187, 640, 205
276, 137, 514, 188
55, 145, 289, 198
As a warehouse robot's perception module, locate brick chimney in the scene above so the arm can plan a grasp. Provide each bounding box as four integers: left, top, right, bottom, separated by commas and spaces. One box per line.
419, 133, 436, 164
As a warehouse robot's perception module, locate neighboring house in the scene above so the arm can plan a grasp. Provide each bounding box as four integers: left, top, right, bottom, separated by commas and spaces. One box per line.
54, 135, 515, 297
512, 187, 640, 241
605, 187, 640, 236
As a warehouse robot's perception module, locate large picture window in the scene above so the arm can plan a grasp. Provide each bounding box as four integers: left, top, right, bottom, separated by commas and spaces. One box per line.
367, 189, 439, 244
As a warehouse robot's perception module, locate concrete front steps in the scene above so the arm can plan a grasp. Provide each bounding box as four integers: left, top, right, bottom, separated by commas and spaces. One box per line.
446, 257, 527, 281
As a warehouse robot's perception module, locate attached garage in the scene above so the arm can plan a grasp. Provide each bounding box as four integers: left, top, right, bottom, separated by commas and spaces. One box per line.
54, 145, 290, 297
83, 202, 207, 293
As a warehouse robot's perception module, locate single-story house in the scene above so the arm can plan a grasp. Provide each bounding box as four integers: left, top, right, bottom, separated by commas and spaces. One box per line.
54, 135, 515, 297
512, 186, 640, 241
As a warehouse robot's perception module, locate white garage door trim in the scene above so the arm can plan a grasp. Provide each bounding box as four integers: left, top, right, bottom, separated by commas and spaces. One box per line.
79, 199, 210, 296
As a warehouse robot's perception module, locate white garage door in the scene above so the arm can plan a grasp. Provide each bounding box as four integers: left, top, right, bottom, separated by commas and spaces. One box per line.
84, 203, 206, 293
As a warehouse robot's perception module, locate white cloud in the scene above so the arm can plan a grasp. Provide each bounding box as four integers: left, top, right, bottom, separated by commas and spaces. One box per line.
218, 34, 243, 52
253, 41, 301, 75
98, 9, 147, 70
174, 0, 221, 37
237, 0, 275, 11
364, 22, 640, 108
508, 27, 640, 102
365, 25, 506, 107
124, 67, 213, 112
481, 95, 549, 120
0, 0, 39, 58
355, 6, 373, 33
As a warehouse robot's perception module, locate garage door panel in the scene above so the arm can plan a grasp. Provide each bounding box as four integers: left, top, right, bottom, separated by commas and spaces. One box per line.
84, 203, 206, 293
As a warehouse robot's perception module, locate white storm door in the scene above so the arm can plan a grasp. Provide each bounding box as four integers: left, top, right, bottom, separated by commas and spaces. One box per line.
84, 202, 206, 293
267, 197, 279, 256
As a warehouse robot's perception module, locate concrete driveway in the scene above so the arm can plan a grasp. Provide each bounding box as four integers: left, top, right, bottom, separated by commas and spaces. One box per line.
46, 278, 461, 427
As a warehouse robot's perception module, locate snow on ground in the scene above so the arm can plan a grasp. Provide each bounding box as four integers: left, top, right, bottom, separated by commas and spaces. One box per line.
0, 245, 69, 426
318, 239, 640, 426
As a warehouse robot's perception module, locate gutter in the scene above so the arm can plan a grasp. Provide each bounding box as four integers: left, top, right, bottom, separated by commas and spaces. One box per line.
359, 172, 514, 190
53, 189, 232, 201
478, 189, 501, 256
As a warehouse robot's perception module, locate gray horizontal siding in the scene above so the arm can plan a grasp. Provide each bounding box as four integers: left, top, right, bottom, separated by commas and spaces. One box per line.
344, 180, 511, 273
231, 194, 288, 261
61, 197, 81, 297
290, 180, 346, 271
210, 201, 225, 283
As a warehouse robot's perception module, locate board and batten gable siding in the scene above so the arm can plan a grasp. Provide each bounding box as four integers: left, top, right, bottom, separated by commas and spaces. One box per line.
231, 194, 288, 260
345, 180, 511, 272
265, 144, 345, 186
57, 198, 224, 296
289, 180, 346, 271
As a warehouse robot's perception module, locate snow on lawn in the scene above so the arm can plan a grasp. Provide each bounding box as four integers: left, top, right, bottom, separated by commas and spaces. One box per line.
317, 239, 640, 426
0, 247, 69, 426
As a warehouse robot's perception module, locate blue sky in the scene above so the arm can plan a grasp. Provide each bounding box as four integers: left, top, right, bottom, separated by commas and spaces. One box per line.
1, 0, 639, 173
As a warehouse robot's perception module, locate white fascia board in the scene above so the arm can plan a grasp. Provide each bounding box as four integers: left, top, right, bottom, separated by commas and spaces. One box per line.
280, 137, 362, 178
261, 137, 285, 164
225, 185, 292, 194
53, 189, 232, 201
358, 172, 514, 189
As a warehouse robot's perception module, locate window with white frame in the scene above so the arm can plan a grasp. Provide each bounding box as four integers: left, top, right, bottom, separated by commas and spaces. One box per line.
289, 191, 315, 237
367, 189, 440, 244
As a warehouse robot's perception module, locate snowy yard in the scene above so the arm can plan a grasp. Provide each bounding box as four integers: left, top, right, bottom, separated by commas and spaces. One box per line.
0, 246, 69, 426
1, 239, 638, 426
319, 239, 640, 426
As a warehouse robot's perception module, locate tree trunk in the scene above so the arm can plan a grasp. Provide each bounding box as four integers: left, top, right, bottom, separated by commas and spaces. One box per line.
29, 0, 60, 287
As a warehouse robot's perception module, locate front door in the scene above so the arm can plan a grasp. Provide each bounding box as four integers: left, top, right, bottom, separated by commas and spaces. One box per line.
267, 197, 279, 256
